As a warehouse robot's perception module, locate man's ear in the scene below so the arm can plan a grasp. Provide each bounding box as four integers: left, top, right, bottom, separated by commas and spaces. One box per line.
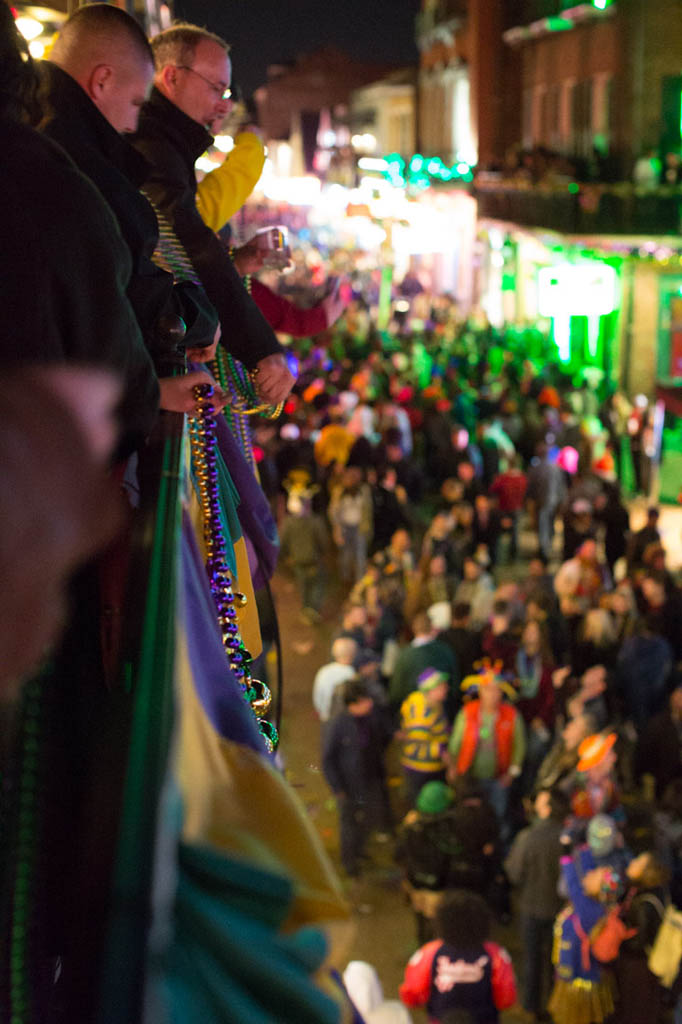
88, 63, 114, 102
157, 64, 177, 97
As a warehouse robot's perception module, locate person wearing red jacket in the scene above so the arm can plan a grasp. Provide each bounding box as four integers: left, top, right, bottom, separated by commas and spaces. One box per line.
249, 276, 349, 337
400, 889, 517, 1023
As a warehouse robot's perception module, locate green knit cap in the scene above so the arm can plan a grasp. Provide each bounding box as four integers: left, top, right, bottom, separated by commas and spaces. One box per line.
416, 780, 454, 816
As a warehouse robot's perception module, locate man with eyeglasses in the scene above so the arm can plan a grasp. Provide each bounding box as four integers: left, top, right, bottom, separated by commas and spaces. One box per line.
133, 23, 295, 406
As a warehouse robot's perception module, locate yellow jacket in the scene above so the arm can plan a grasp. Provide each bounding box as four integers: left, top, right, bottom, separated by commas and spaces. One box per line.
196, 130, 266, 231
400, 691, 449, 772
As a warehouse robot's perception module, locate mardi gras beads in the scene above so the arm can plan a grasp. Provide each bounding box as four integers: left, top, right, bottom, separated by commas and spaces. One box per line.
188, 381, 277, 752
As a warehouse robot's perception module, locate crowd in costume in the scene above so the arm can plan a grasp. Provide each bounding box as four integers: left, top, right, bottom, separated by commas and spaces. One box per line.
256, 292, 682, 1021
3, 2, 682, 1023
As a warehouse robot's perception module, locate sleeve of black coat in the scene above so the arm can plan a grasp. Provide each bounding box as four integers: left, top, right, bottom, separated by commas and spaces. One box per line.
322, 717, 344, 795
134, 134, 283, 369
0, 129, 158, 457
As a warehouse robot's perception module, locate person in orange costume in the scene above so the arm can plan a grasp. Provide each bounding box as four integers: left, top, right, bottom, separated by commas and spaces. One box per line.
448, 667, 526, 847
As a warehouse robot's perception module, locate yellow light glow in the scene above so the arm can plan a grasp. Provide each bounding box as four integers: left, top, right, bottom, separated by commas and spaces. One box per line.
15, 15, 43, 40
28, 39, 45, 58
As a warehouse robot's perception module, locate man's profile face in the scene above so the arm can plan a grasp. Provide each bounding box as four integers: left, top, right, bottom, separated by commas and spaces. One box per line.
170, 40, 232, 130
98, 57, 154, 134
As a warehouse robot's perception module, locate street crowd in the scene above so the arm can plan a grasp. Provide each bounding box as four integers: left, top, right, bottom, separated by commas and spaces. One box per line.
3, 2, 682, 1023
264, 317, 682, 1024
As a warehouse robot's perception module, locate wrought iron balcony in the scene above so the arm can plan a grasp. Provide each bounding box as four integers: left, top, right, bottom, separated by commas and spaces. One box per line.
474, 179, 682, 235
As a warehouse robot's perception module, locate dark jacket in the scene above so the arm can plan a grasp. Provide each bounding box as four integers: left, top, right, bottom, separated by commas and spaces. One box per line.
505, 816, 564, 920
39, 63, 217, 369
397, 801, 498, 893
636, 709, 682, 796
322, 708, 392, 799
133, 88, 282, 369
0, 117, 158, 455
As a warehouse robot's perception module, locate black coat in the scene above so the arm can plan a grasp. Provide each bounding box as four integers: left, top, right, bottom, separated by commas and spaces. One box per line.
0, 117, 158, 455
322, 708, 392, 799
39, 63, 217, 369
133, 88, 282, 369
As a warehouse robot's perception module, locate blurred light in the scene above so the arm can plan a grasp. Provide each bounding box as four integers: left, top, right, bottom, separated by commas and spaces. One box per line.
285, 353, 299, 378
15, 15, 42, 39
538, 263, 618, 317
213, 134, 234, 153
195, 155, 219, 173
357, 156, 388, 172
546, 16, 572, 31
394, 300, 410, 313
28, 38, 44, 58
553, 316, 571, 362
488, 227, 505, 251
351, 133, 377, 152
262, 175, 321, 205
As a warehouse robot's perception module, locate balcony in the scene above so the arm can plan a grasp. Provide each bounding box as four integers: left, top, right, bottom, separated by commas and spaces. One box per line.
474, 179, 682, 236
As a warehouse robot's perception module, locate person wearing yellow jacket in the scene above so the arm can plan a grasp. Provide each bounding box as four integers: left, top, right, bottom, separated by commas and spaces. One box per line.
399, 669, 451, 806
196, 124, 266, 230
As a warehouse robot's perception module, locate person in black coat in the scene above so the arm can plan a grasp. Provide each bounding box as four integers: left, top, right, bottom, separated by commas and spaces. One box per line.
322, 679, 394, 876
636, 687, 682, 797
41, 7, 218, 377
133, 24, 294, 405
0, 9, 158, 457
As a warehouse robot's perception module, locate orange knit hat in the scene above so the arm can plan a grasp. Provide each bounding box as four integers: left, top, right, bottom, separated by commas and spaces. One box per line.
577, 732, 617, 772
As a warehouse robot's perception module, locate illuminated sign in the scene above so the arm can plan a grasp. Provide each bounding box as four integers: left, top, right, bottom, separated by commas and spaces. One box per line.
538, 263, 618, 317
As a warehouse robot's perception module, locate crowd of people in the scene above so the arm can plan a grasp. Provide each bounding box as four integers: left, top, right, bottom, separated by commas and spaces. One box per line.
262, 316, 682, 1022
3, 1, 682, 1022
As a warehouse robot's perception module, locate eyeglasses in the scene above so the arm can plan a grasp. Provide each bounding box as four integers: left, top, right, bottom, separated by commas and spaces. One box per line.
175, 65, 231, 101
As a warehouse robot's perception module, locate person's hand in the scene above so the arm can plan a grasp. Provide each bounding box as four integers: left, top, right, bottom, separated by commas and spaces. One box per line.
158, 370, 229, 414
251, 352, 295, 405
231, 241, 267, 276
186, 324, 221, 364
321, 275, 351, 328
552, 665, 571, 689
35, 366, 121, 463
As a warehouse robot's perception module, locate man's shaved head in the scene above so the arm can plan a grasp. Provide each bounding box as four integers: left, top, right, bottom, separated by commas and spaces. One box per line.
50, 4, 152, 73
49, 4, 154, 134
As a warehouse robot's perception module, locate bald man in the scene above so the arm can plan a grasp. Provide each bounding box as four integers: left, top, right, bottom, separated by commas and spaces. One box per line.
40, 4, 222, 413
133, 23, 295, 406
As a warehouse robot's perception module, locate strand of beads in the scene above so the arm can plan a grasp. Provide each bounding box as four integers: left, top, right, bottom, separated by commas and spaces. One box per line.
211, 349, 256, 470
188, 381, 278, 752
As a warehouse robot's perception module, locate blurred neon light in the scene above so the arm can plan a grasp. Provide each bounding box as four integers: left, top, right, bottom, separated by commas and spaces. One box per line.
538, 263, 617, 317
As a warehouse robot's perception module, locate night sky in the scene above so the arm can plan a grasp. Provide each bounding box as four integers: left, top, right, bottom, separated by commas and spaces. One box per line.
174, 0, 421, 98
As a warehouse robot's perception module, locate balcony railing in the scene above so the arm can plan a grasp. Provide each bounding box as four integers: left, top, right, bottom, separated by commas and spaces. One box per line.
475, 180, 682, 236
